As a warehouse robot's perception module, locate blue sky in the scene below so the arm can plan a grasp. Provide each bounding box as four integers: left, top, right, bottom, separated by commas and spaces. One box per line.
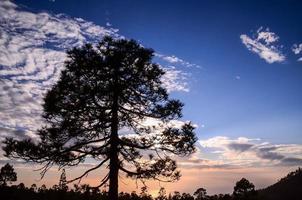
25, 0, 302, 143
1, 0, 302, 195
16, 0, 302, 143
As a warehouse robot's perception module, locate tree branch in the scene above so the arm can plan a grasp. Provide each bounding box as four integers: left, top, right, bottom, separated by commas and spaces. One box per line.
67, 157, 109, 183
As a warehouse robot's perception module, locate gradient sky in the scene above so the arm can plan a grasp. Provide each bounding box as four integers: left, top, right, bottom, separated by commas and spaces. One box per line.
1, 0, 302, 196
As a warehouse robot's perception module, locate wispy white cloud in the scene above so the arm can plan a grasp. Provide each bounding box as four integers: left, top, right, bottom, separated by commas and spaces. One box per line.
0, 0, 118, 142
161, 66, 190, 92
240, 27, 285, 64
158, 54, 184, 63
292, 43, 302, 61
256, 28, 279, 44
155, 53, 201, 68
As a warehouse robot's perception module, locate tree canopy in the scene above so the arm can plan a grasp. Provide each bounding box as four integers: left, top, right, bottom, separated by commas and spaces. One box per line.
3, 36, 197, 200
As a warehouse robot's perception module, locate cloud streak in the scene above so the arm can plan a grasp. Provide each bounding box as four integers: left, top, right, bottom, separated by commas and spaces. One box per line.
155, 53, 201, 68
198, 136, 302, 168
240, 27, 285, 63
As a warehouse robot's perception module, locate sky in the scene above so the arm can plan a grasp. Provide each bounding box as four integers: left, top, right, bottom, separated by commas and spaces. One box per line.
1, 0, 302, 196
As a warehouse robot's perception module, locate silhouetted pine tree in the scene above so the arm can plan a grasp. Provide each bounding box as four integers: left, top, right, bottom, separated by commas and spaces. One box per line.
3, 36, 197, 200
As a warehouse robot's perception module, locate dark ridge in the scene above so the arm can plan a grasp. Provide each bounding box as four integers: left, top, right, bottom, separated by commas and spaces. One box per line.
258, 167, 302, 200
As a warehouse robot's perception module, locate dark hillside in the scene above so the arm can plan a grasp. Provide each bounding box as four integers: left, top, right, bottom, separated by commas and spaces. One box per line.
258, 168, 302, 200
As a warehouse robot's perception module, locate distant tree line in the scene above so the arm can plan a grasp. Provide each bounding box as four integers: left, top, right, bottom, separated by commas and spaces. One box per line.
0, 163, 260, 200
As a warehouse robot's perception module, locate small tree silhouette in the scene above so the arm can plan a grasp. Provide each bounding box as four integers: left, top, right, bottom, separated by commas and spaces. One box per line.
180, 192, 194, 200
172, 191, 181, 200
140, 186, 152, 200
233, 178, 257, 200
155, 187, 167, 200
194, 188, 208, 200
3, 36, 196, 200
30, 183, 37, 192
58, 169, 68, 191
0, 163, 17, 186
38, 184, 47, 193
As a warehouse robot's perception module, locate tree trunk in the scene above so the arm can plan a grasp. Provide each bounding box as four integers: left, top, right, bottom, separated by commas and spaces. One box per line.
109, 69, 119, 200
108, 111, 119, 200
108, 141, 119, 200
